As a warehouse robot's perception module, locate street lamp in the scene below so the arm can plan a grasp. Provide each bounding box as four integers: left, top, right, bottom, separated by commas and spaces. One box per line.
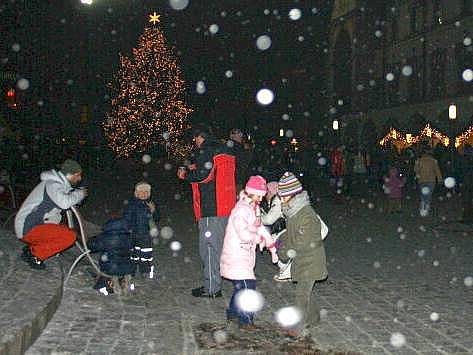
279, 129, 284, 137
448, 104, 457, 120
332, 119, 339, 130
447, 104, 458, 171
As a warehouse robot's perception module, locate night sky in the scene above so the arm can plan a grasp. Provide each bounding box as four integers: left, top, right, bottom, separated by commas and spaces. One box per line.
0, 0, 331, 144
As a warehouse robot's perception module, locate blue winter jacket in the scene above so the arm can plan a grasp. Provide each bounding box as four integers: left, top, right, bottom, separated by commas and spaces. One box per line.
122, 198, 159, 241
88, 218, 134, 276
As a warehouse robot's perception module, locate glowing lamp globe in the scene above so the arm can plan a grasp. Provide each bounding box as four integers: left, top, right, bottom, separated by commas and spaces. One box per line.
256, 88, 274, 105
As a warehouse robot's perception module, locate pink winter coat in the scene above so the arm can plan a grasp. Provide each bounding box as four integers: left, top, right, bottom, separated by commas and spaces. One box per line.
220, 193, 261, 281
384, 167, 406, 199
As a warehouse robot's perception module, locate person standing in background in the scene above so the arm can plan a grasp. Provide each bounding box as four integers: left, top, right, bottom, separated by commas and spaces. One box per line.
414, 147, 443, 217
177, 128, 236, 298
227, 128, 251, 192
459, 145, 473, 224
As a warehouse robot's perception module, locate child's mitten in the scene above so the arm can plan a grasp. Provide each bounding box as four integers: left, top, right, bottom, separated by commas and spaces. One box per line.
257, 226, 278, 263
257, 225, 272, 251
265, 235, 278, 263
269, 248, 279, 264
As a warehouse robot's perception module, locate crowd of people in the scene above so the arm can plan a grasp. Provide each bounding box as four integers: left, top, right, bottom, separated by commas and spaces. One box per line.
177, 127, 328, 337
10, 125, 472, 340
12, 126, 329, 339
246, 135, 472, 221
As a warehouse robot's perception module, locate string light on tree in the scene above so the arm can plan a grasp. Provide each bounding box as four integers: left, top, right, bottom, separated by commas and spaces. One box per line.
103, 13, 193, 158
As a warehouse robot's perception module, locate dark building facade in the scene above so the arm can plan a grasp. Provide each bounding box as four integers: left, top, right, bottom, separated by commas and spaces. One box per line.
327, 0, 472, 145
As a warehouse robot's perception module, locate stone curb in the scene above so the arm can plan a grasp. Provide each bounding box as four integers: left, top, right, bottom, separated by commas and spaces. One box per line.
0, 228, 64, 355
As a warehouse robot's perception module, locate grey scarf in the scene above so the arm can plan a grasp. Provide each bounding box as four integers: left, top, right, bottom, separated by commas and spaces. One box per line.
282, 190, 311, 218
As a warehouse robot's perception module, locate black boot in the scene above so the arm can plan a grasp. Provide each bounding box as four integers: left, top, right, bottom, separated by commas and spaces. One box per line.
28, 256, 45, 270
191, 286, 222, 298
21, 246, 32, 261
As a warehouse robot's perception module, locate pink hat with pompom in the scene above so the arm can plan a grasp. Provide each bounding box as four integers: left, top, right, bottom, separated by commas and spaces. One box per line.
245, 175, 267, 196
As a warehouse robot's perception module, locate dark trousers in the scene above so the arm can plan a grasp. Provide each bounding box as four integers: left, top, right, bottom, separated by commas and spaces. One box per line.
198, 216, 227, 294
386, 197, 402, 213
227, 279, 257, 325
294, 280, 320, 331
132, 235, 153, 274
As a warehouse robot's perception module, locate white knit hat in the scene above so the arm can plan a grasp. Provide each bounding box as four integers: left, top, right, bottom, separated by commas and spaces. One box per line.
135, 181, 151, 193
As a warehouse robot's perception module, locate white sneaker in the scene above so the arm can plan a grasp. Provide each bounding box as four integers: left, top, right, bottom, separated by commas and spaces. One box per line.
149, 265, 155, 279
273, 274, 292, 282
274, 260, 292, 282
277, 260, 287, 269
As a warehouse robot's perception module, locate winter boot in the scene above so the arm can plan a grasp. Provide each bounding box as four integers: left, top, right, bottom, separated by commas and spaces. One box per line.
28, 255, 46, 270
21, 246, 32, 261
111, 276, 122, 295
142, 265, 155, 280
274, 260, 292, 282
94, 277, 114, 296
121, 275, 134, 295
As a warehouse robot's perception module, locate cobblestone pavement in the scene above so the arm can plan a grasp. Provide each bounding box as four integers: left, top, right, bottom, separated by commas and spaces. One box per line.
0, 227, 63, 354
14, 162, 473, 354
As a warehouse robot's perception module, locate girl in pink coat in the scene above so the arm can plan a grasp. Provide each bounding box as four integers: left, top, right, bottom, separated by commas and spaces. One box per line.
220, 175, 273, 328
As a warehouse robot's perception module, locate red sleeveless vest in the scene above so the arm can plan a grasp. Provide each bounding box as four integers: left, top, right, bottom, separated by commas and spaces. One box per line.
191, 154, 236, 221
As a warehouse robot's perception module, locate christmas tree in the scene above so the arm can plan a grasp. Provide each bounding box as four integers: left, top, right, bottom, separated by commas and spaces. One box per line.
104, 12, 193, 158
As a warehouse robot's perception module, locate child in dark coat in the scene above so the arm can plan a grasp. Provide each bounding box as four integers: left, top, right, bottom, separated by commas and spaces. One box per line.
383, 167, 406, 213
88, 217, 134, 295
122, 182, 159, 279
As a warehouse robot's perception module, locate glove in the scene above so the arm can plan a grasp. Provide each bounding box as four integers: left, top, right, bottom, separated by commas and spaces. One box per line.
257, 225, 271, 239
257, 226, 279, 263
257, 225, 271, 252
270, 248, 279, 264
265, 235, 279, 263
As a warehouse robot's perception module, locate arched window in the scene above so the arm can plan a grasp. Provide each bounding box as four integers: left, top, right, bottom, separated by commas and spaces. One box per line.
430, 48, 447, 99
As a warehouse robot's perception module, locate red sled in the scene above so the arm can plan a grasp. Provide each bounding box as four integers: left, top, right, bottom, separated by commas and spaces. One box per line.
191, 154, 236, 221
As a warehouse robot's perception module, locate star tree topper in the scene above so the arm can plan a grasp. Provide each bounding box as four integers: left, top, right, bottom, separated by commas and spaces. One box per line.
149, 12, 161, 25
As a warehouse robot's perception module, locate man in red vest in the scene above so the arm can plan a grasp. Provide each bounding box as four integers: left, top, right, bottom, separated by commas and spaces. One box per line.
177, 128, 236, 298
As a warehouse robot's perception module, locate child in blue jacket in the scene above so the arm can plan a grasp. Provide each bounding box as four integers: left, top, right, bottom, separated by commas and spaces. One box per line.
123, 182, 159, 279
88, 217, 134, 295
